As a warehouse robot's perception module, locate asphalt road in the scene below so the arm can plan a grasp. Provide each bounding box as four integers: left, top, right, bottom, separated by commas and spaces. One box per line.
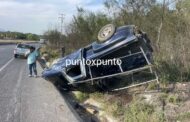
0, 45, 81, 122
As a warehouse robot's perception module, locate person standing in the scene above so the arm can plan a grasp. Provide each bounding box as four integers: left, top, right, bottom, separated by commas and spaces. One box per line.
26, 46, 39, 77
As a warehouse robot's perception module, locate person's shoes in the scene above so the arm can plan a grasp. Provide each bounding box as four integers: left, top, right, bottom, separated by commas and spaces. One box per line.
28, 74, 32, 77
34, 75, 38, 78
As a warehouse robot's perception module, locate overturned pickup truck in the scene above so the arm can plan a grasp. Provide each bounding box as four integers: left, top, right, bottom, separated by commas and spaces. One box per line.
42, 24, 158, 92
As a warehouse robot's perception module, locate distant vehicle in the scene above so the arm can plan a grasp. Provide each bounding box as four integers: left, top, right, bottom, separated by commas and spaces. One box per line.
14, 44, 32, 58
39, 39, 45, 44
42, 24, 157, 92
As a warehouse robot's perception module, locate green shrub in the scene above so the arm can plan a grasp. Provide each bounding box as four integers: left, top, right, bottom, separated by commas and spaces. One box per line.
176, 112, 190, 121
167, 94, 180, 104
73, 91, 89, 102
89, 92, 105, 103
40, 45, 60, 63
147, 82, 158, 90
158, 93, 168, 102
103, 101, 125, 118
124, 101, 162, 122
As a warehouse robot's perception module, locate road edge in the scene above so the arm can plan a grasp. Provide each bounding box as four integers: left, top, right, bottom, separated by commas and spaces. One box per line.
37, 62, 83, 122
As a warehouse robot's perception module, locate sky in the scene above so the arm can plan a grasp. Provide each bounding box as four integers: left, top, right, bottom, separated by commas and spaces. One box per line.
0, 0, 105, 34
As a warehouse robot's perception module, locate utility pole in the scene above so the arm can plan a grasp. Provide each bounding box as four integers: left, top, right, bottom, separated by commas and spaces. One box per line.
58, 13, 65, 34
58, 13, 65, 57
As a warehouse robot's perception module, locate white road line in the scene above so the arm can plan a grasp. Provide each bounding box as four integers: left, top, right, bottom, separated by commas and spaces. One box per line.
0, 58, 14, 72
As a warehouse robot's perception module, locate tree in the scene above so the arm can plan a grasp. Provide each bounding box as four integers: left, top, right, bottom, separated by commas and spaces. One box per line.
43, 29, 64, 49
26, 33, 39, 40
65, 8, 111, 50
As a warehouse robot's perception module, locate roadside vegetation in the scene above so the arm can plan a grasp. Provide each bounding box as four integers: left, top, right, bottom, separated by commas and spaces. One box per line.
44, 0, 190, 84
0, 31, 39, 41
73, 83, 190, 122
42, 0, 190, 121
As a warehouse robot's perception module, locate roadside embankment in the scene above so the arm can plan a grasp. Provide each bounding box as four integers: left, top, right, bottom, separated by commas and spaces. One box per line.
36, 63, 83, 122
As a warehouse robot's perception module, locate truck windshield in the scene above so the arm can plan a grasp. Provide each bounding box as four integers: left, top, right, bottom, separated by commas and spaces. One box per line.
17, 44, 31, 49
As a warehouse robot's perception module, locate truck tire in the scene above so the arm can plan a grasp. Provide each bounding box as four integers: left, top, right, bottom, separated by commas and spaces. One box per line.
14, 54, 18, 58
97, 24, 116, 43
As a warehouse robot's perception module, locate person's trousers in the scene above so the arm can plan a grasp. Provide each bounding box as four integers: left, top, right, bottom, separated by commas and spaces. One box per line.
28, 62, 37, 75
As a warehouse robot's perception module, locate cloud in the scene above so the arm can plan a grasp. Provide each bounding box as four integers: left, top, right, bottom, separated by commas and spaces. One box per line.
0, 0, 105, 34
